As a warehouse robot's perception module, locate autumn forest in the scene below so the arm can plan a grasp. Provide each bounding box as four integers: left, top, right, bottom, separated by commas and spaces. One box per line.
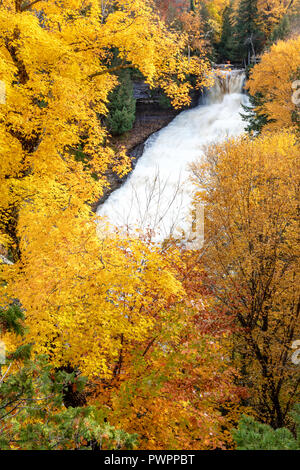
0, 0, 299, 452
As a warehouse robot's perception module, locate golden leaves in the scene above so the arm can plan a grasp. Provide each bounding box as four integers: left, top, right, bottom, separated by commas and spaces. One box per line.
248, 35, 300, 131
191, 130, 300, 425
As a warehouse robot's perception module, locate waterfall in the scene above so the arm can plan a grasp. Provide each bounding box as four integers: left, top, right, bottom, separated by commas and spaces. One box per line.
205, 69, 246, 104
97, 70, 248, 242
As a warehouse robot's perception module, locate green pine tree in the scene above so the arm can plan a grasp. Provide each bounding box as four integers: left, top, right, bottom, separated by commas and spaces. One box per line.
199, 2, 218, 62
217, 2, 236, 63
233, 0, 264, 65
233, 406, 300, 450
0, 356, 138, 450
269, 15, 290, 45
0, 305, 138, 450
190, 0, 196, 13
240, 91, 273, 135
107, 70, 136, 136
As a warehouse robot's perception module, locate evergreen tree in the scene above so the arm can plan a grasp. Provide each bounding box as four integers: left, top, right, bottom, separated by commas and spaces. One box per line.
233, 0, 264, 65
217, 2, 236, 63
107, 70, 136, 136
190, 0, 196, 13
0, 356, 138, 450
0, 305, 138, 450
233, 406, 300, 450
198, 1, 218, 62
269, 15, 290, 44
240, 92, 273, 135
0, 303, 25, 339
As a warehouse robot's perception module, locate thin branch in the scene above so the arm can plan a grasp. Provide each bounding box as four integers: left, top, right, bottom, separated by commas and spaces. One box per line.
21, 0, 44, 12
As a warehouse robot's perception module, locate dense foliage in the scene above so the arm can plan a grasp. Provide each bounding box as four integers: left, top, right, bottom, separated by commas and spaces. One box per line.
0, 0, 299, 451
191, 130, 300, 428
0, 304, 137, 450
247, 35, 300, 131
233, 406, 300, 450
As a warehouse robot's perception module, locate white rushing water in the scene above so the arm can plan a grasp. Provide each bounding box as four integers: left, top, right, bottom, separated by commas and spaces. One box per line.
97, 70, 248, 242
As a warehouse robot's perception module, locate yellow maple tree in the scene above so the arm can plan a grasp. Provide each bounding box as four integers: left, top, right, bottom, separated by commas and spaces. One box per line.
0, 0, 212, 378
257, 0, 300, 35
0, 0, 212, 252
247, 34, 300, 131
191, 130, 300, 428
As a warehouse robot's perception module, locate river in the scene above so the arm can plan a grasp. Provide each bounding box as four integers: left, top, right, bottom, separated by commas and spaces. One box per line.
97, 70, 249, 242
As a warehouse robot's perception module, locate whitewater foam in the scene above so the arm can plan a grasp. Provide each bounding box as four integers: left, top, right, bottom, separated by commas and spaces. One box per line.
97, 70, 249, 242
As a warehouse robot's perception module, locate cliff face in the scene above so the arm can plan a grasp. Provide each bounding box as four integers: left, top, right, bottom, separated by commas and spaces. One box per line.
92, 83, 201, 210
